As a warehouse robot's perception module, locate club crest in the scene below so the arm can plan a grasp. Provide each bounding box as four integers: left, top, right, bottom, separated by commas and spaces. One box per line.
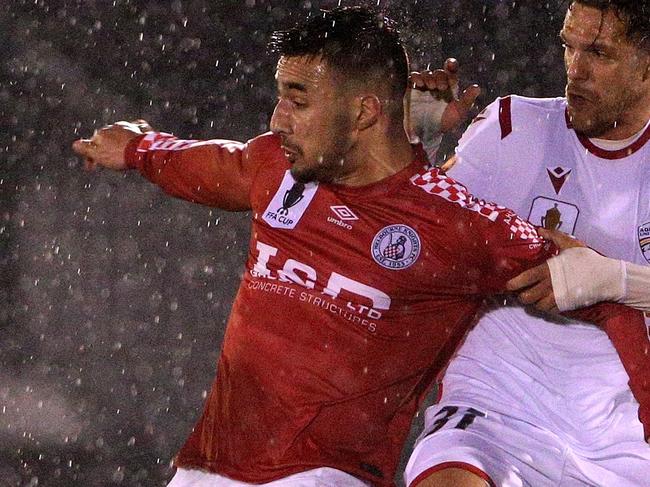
528, 196, 579, 235
638, 222, 650, 264
371, 224, 421, 270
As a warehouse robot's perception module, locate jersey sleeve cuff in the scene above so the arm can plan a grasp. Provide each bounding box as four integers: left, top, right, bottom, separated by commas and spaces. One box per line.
124, 134, 148, 170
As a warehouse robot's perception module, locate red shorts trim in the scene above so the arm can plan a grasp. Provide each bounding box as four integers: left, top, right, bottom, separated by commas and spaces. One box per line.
409, 461, 496, 487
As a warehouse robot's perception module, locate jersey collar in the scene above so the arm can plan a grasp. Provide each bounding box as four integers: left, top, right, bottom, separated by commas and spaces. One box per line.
565, 108, 650, 160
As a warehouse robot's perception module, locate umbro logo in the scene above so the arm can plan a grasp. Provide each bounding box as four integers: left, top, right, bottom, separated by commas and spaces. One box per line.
328, 205, 358, 230
330, 205, 358, 221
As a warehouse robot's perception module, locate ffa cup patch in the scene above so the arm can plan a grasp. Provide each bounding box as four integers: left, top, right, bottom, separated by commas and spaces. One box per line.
371, 224, 421, 270
262, 170, 318, 230
638, 222, 650, 264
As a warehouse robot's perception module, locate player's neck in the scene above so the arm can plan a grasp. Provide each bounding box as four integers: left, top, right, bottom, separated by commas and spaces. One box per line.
591, 118, 650, 149
336, 128, 413, 187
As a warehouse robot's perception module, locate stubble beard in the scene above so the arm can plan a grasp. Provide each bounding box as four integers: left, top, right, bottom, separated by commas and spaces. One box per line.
289, 118, 354, 184
290, 152, 348, 184
568, 88, 636, 138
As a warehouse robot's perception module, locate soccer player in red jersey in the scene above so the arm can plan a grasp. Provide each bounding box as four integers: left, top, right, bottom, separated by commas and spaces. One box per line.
72, 6, 650, 487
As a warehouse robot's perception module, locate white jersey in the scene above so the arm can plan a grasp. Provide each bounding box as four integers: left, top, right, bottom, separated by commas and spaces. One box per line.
444, 96, 650, 449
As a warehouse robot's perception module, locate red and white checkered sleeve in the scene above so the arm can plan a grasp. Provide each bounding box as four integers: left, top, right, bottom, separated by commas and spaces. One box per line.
411, 167, 557, 292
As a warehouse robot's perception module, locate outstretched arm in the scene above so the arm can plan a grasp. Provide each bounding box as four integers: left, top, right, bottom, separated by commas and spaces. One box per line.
73, 121, 265, 211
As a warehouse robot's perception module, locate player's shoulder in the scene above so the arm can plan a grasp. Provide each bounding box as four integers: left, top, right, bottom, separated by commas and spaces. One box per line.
470, 95, 566, 136
409, 165, 541, 241
246, 132, 283, 156
508, 95, 567, 125
410, 166, 505, 223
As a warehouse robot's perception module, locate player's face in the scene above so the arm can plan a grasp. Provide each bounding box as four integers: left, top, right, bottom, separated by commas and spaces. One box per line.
561, 2, 650, 139
271, 55, 358, 184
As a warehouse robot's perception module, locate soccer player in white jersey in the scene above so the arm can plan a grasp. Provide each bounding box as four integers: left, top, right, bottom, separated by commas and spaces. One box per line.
405, 1, 650, 486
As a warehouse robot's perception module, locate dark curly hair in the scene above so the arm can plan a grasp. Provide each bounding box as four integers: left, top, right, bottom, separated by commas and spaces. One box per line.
269, 6, 409, 122
575, 0, 650, 50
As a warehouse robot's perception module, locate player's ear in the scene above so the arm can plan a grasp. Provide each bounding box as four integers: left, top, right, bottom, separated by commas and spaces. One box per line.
357, 94, 381, 130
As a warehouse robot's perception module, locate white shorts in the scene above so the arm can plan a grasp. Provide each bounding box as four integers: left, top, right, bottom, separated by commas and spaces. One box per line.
167, 467, 370, 487
404, 403, 650, 487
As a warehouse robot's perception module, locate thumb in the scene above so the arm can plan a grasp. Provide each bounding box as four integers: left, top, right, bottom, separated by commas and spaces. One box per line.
72, 139, 95, 158
457, 84, 481, 114
537, 228, 585, 249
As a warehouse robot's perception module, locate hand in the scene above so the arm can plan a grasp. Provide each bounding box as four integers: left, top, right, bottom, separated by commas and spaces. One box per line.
506, 228, 587, 312
72, 120, 153, 171
407, 58, 481, 134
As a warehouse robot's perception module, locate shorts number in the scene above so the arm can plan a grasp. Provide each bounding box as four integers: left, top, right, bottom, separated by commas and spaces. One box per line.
424, 406, 486, 437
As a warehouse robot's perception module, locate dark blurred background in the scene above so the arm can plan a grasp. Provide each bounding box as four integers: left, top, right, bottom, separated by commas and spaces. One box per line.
1, 1, 569, 485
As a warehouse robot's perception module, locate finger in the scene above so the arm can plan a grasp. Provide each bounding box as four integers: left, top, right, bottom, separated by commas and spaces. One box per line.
427, 70, 448, 92
416, 70, 440, 91
537, 228, 586, 249
506, 263, 548, 291
443, 58, 459, 94
425, 70, 453, 102
132, 119, 153, 132
518, 280, 553, 306
409, 72, 427, 90
83, 158, 97, 171
72, 139, 96, 157
535, 293, 559, 313
443, 58, 459, 75
457, 84, 481, 113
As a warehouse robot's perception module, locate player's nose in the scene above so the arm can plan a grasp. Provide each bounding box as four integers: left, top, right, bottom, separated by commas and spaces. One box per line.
270, 99, 292, 135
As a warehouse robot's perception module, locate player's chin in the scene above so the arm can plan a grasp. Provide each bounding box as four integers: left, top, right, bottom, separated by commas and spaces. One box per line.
567, 108, 602, 137
290, 163, 317, 184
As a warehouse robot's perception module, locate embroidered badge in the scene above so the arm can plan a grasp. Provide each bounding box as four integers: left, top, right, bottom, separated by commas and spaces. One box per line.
262, 171, 318, 230
371, 224, 421, 270
528, 196, 579, 234
638, 222, 650, 264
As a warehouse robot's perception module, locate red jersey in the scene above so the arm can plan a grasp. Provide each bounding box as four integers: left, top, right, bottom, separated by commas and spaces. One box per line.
124, 132, 650, 486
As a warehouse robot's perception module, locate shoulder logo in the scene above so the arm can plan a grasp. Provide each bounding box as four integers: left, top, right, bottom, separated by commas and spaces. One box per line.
371, 224, 421, 270
546, 166, 572, 194
638, 222, 650, 264
262, 171, 318, 229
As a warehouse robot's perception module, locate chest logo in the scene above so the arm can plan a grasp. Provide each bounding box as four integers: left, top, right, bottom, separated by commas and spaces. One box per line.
546, 166, 572, 194
262, 171, 318, 230
638, 222, 650, 264
528, 197, 579, 235
330, 205, 358, 221
371, 224, 421, 270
